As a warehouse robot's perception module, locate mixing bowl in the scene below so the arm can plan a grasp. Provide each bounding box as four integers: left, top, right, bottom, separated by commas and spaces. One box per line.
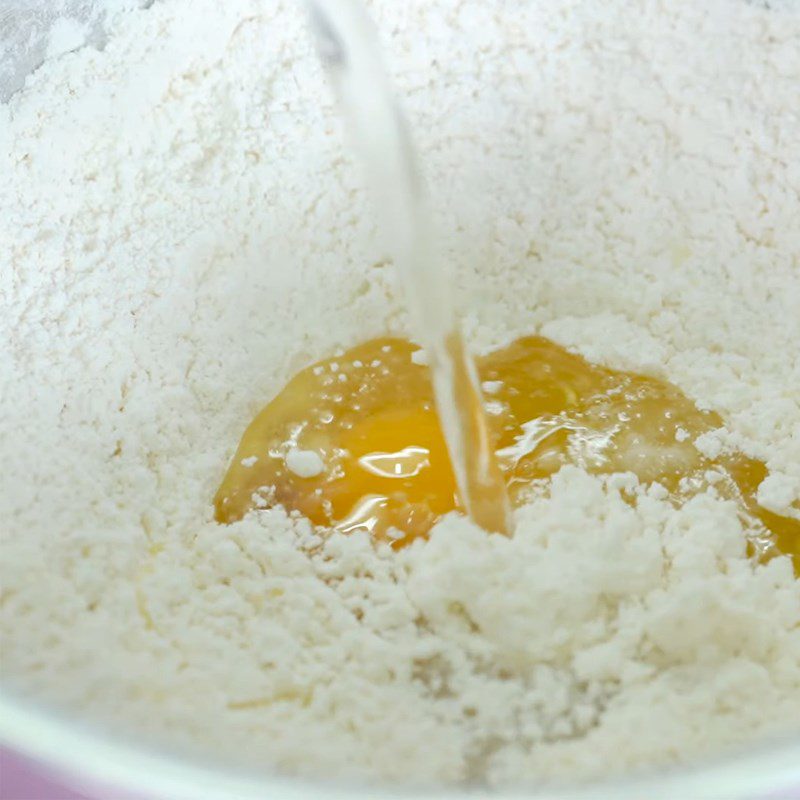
1, 2, 798, 798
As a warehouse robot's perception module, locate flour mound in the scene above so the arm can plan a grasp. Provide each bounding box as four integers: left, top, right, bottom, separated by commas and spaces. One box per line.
1, 0, 799, 789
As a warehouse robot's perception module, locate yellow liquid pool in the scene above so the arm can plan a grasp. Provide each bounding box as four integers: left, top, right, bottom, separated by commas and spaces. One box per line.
215, 336, 799, 567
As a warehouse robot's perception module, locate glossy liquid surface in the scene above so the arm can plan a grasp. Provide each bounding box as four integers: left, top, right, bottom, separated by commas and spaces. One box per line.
215, 337, 799, 566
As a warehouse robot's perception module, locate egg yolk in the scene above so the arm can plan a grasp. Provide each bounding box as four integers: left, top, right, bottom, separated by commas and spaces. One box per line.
214, 336, 799, 568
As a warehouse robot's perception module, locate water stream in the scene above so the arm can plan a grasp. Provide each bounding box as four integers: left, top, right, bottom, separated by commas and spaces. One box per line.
307, 0, 512, 533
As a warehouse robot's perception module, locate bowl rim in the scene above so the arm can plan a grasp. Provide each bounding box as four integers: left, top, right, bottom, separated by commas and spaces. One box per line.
2, 691, 799, 800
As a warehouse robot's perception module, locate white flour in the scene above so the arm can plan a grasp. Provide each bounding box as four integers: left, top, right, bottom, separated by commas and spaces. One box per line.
1, 0, 799, 788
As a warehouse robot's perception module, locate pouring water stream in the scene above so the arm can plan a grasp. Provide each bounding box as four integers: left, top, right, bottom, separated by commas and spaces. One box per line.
307, 0, 512, 534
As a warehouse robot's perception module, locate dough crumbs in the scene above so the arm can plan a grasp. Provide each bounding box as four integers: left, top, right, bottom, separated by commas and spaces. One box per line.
1, 0, 799, 790
410, 348, 429, 366
285, 448, 325, 479
675, 427, 690, 443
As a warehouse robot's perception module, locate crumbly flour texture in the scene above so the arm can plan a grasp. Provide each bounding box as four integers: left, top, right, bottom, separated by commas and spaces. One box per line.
1, 0, 799, 788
